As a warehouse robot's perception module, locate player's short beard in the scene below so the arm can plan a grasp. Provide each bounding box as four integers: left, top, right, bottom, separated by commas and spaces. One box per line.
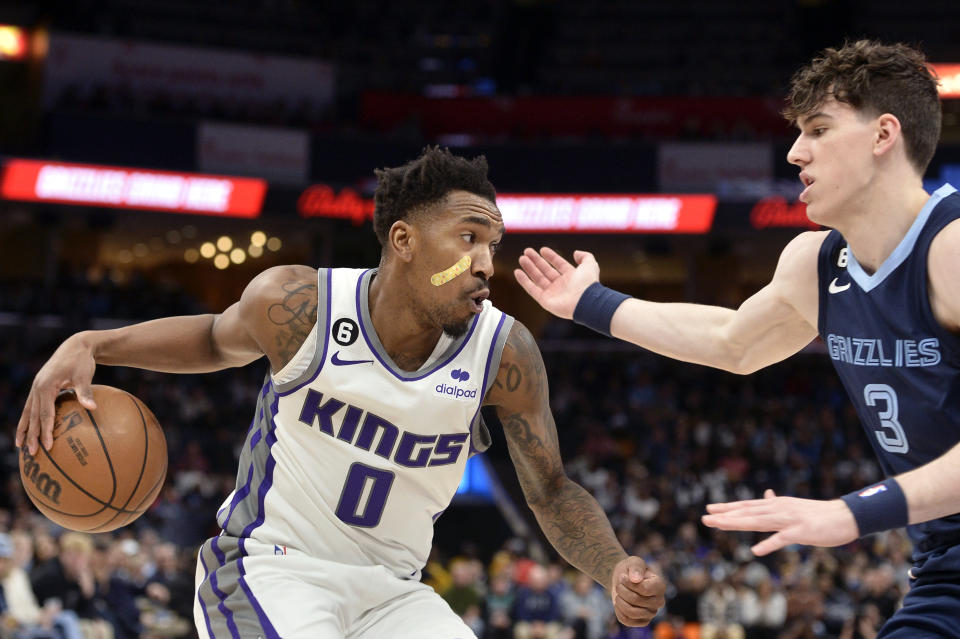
420, 298, 470, 338
441, 318, 470, 339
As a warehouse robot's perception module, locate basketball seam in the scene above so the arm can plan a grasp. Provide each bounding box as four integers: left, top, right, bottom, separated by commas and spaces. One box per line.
122, 400, 168, 527
86, 406, 119, 504
95, 394, 152, 531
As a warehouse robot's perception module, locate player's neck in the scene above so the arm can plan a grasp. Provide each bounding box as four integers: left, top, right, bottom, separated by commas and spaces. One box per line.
366, 268, 443, 371
837, 177, 929, 275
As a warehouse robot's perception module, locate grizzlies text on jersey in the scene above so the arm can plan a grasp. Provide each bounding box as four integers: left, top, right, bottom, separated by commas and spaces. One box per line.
818, 184, 960, 558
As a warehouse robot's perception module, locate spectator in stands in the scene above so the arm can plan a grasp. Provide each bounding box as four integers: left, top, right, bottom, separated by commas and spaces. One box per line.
781, 574, 825, 639
484, 572, 515, 639
443, 558, 486, 637
512, 564, 563, 639
839, 602, 883, 639
0, 531, 85, 639
736, 575, 786, 639
697, 573, 743, 639
143, 543, 194, 630
29, 533, 113, 639
96, 540, 144, 639
559, 572, 613, 639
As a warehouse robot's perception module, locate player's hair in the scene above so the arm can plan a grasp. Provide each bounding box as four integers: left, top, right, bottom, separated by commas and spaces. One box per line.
372, 146, 497, 247
784, 40, 942, 174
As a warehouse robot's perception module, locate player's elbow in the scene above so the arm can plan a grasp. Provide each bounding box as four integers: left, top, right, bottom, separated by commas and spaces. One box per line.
712, 328, 754, 375
727, 354, 762, 375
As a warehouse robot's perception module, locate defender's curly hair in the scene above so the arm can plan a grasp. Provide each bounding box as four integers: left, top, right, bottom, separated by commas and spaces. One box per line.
784, 40, 942, 174
372, 146, 497, 247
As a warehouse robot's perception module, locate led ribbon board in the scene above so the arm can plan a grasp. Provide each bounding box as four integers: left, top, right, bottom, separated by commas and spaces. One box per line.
0, 159, 267, 218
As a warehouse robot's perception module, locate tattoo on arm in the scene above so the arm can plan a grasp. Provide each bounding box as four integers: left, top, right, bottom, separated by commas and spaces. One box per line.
267, 281, 318, 365
494, 324, 626, 588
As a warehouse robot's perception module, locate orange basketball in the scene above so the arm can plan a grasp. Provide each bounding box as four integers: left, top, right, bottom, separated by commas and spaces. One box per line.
19, 385, 168, 533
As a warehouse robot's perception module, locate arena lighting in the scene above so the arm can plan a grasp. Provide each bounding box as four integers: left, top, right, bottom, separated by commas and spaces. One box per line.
931, 64, 960, 98
0, 159, 267, 217
297, 183, 717, 233
0, 25, 28, 61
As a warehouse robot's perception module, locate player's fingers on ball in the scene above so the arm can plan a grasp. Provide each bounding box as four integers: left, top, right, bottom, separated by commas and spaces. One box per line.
75, 383, 97, 410
540, 246, 574, 273
39, 392, 56, 450
25, 392, 41, 454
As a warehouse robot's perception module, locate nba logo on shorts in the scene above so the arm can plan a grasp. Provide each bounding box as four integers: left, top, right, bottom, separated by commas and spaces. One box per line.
858, 484, 887, 498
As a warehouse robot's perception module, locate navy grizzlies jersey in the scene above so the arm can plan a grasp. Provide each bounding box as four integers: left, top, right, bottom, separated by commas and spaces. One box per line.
818, 184, 960, 555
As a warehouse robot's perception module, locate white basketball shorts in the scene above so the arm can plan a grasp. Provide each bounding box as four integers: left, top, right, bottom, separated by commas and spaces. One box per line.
194, 535, 476, 639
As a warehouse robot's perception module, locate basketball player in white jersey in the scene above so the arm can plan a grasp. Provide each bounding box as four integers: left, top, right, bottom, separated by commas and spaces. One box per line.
17, 147, 665, 638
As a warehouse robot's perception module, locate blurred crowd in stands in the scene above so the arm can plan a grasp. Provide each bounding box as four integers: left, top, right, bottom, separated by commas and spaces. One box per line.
0, 276, 911, 639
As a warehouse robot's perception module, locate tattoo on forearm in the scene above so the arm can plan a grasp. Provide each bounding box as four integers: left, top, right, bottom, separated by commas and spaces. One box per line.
268, 281, 318, 364
535, 481, 626, 587
494, 325, 626, 587
501, 402, 624, 588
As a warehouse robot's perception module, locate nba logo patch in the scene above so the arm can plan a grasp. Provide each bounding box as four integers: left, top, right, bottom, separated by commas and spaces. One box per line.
274, 545, 287, 555
858, 484, 888, 498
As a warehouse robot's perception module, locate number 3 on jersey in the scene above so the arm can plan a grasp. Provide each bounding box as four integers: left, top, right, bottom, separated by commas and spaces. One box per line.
335, 462, 395, 527
864, 384, 909, 454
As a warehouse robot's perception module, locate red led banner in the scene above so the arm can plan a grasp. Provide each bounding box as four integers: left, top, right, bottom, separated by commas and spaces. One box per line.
496, 194, 716, 233
0, 159, 266, 217
931, 64, 960, 98
297, 186, 716, 233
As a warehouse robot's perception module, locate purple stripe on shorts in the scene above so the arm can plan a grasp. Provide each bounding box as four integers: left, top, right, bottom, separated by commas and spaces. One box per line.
221, 464, 255, 529
236, 538, 280, 639
240, 391, 280, 538
197, 547, 217, 639
207, 539, 240, 639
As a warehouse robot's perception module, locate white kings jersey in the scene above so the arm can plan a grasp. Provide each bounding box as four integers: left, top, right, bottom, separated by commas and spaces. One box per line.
215, 268, 514, 578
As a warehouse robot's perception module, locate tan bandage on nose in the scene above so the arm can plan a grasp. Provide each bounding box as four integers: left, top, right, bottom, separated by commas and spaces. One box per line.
430, 255, 471, 286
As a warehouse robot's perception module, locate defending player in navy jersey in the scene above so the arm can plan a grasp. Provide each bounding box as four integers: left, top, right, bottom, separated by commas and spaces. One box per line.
516, 41, 960, 637
16, 147, 665, 638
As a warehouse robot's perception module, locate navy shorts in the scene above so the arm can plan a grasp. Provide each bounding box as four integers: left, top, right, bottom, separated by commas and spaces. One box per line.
879, 543, 960, 638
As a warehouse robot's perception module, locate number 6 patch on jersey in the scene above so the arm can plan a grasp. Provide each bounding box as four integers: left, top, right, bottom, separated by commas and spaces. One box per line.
333, 318, 359, 346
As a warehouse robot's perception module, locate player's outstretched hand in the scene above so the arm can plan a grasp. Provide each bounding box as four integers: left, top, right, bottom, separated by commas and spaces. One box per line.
702, 489, 859, 556
609, 556, 665, 627
16, 334, 97, 455
514, 247, 600, 320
